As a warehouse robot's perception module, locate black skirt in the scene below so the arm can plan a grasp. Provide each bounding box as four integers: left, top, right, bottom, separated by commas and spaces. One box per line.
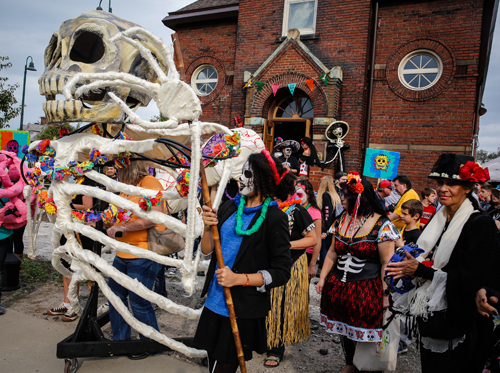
193, 307, 267, 364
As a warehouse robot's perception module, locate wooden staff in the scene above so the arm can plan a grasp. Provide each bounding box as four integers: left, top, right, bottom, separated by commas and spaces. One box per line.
199, 160, 247, 373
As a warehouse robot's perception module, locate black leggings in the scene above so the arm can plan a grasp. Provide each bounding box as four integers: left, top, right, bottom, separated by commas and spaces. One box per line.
12, 225, 26, 255
0, 235, 13, 302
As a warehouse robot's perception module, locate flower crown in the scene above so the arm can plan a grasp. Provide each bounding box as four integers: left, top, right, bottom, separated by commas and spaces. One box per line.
346, 171, 364, 194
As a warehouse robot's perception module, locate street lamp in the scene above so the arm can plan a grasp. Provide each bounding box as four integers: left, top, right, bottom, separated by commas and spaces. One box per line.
19, 56, 37, 131
96, 0, 112, 12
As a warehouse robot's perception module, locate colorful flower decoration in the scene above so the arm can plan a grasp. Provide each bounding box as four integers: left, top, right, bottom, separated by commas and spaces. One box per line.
176, 169, 201, 197
346, 171, 364, 194
21, 145, 29, 155
118, 131, 132, 141
58, 127, 70, 137
138, 192, 162, 212
90, 124, 103, 136
89, 148, 108, 166
72, 205, 133, 224
458, 161, 490, 183
36, 189, 57, 215
114, 152, 131, 169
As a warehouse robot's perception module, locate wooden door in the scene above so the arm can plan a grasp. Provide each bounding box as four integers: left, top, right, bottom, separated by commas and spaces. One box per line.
264, 120, 275, 152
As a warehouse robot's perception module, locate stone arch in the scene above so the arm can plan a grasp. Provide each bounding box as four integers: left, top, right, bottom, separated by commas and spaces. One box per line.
249, 72, 328, 118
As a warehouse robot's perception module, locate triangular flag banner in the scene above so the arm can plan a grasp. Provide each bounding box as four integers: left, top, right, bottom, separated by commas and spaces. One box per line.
256, 82, 265, 92
288, 83, 296, 95
272, 84, 280, 96
319, 73, 328, 86
305, 79, 314, 91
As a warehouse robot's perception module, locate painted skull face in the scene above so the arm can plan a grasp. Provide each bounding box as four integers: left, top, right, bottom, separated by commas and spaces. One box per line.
295, 185, 308, 205
5, 140, 19, 155
283, 147, 292, 157
239, 161, 255, 196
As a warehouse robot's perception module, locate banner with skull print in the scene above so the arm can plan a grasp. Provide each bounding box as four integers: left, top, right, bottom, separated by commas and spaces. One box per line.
363, 148, 400, 180
0, 130, 29, 158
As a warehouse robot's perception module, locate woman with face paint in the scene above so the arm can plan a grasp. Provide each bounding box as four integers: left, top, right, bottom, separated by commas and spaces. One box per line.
193, 150, 295, 373
265, 177, 318, 367
295, 180, 323, 280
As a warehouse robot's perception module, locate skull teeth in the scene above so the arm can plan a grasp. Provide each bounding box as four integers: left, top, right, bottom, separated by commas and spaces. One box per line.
43, 100, 83, 123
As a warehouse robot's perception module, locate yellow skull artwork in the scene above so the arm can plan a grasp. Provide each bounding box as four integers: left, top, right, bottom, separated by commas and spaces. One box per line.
374, 154, 390, 171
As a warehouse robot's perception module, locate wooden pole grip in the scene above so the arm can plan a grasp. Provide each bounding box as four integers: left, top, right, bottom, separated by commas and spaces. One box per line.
199, 161, 247, 373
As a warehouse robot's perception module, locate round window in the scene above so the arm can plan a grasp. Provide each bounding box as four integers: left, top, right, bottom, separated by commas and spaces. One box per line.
398, 50, 443, 91
192, 65, 218, 96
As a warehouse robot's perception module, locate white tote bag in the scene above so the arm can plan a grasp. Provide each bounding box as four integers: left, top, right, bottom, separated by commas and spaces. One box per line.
353, 310, 400, 372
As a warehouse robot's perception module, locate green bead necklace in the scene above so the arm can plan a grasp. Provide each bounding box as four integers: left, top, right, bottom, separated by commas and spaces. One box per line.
235, 196, 272, 236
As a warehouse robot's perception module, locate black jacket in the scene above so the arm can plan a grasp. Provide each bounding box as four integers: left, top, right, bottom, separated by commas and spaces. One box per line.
201, 200, 292, 319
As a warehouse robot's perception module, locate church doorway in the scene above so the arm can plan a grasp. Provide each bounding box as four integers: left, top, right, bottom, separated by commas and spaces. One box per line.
263, 89, 314, 151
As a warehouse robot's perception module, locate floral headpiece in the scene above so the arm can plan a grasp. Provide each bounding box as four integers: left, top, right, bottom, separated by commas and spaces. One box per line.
346, 171, 364, 194
458, 161, 490, 183
262, 149, 289, 185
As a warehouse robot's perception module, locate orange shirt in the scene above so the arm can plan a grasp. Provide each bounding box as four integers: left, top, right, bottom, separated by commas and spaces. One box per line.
116, 175, 165, 259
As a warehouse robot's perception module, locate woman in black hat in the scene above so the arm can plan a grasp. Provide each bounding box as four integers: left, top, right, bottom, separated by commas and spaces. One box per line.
387, 153, 500, 373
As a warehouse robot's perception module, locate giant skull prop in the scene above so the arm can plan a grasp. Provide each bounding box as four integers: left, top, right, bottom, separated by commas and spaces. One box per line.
39, 10, 201, 126
29, 11, 263, 360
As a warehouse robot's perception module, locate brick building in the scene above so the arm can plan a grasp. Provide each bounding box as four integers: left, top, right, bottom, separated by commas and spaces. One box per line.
163, 0, 498, 189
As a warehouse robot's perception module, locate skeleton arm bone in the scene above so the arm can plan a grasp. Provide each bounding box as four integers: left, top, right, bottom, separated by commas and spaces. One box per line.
75, 79, 153, 101
63, 72, 159, 100
62, 184, 187, 236
110, 30, 170, 82
116, 27, 178, 81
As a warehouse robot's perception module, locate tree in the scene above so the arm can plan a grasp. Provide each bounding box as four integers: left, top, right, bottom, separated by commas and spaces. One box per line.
150, 113, 169, 122
0, 56, 21, 128
477, 147, 500, 164
35, 124, 75, 141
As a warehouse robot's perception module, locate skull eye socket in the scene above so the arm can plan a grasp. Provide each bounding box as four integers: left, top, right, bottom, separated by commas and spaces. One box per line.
244, 170, 253, 179
70, 31, 105, 64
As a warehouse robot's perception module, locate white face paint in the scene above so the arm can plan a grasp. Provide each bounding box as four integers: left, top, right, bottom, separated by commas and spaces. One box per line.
295, 185, 308, 205
284, 147, 292, 157
239, 162, 255, 196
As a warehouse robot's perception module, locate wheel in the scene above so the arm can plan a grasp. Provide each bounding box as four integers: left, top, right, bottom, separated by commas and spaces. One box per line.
64, 358, 78, 373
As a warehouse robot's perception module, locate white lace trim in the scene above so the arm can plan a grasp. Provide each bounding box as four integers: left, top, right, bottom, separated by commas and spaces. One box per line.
421, 335, 466, 353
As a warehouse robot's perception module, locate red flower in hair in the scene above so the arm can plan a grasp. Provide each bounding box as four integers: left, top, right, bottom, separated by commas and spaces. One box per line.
459, 161, 490, 183
346, 171, 364, 194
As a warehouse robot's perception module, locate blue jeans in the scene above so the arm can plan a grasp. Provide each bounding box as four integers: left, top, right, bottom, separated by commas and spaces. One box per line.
108, 256, 161, 341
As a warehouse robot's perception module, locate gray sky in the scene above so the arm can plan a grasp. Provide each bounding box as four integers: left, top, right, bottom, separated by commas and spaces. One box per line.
1, 0, 499, 153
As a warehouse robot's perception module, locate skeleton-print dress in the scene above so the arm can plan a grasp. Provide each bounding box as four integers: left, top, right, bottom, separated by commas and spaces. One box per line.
320, 214, 399, 342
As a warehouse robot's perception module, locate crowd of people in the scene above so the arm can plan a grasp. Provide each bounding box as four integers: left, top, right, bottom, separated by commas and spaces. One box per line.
2, 144, 500, 373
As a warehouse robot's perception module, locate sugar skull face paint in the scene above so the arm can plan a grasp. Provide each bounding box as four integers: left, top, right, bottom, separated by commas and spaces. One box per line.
284, 147, 292, 157
295, 185, 308, 205
239, 161, 255, 196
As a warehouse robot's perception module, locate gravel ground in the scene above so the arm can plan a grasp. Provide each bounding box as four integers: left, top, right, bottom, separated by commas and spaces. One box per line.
4, 222, 422, 372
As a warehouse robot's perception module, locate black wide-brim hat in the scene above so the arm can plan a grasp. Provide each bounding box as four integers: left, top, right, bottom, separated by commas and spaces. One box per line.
274, 139, 301, 152
428, 153, 475, 181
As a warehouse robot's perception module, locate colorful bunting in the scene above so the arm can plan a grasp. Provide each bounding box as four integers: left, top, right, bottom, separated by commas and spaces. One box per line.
288, 83, 296, 95
305, 79, 314, 91
256, 82, 265, 92
319, 73, 328, 86
272, 84, 280, 96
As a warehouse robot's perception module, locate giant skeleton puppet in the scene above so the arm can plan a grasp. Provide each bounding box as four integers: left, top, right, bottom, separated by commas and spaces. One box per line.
25, 10, 263, 358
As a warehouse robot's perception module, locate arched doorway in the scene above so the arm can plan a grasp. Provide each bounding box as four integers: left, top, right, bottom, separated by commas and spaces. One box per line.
263, 88, 314, 151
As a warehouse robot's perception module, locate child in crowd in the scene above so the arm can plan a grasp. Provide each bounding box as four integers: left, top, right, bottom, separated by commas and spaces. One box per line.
395, 199, 423, 248
394, 199, 423, 355
420, 188, 437, 230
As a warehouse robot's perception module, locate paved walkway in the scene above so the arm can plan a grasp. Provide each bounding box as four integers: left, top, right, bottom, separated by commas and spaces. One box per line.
0, 308, 205, 373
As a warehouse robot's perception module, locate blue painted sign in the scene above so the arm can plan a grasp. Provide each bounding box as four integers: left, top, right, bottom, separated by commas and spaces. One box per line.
363, 148, 400, 180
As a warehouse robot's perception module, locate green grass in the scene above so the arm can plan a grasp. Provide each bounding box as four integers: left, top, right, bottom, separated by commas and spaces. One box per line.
19, 258, 61, 284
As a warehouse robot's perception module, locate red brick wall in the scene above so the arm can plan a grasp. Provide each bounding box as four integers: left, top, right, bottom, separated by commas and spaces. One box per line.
175, 19, 238, 126
370, 0, 483, 192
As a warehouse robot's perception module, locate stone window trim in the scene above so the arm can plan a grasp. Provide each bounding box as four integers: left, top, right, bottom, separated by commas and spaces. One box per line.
282, 0, 318, 37
186, 56, 227, 105
398, 50, 443, 91
386, 38, 455, 102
